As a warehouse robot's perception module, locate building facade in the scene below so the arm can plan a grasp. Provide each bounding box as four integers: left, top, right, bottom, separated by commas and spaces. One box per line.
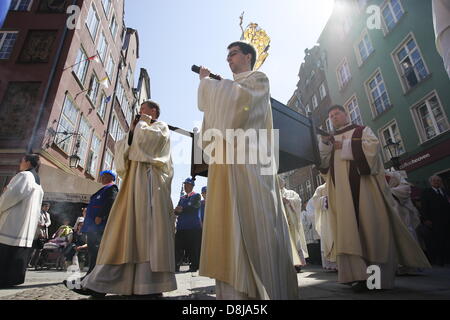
287, 0, 450, 199
0, 0, 143, 224
285, 46, 331, 203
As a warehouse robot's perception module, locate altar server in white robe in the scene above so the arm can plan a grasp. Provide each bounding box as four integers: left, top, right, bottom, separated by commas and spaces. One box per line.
311, 184, 337, 271
197, 41, 298, 300
280, 178, 308, 267
75, 101, 177, 297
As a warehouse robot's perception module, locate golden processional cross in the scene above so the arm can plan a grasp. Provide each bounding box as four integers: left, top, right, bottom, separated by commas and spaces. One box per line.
239, 12, 271, 71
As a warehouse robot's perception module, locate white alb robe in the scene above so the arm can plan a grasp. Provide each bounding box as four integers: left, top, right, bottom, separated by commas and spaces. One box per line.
386, 171, 421, 243
281, 187, 308, 265
311, 184, 337, 270
82, 115, 177, 295
0, 171, 44, 248
198, 71, 298, 300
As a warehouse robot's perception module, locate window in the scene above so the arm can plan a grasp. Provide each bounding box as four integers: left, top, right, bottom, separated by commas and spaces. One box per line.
305, 104, 311, 114
110, 15, 118, 39
98, 93, 108, 119
116, 124, 125, 141
86, 4, 100, 40
126, 67, 133, 87
121, 95, 129, 122
110, 114, 125, 141
103, 149, 113, 171
56, 95, 79, 153
88, 74, 100, 105
106, 54, 115, 80
312, 95, 318, 109
345, 96, 363, 126
101, 0, 111, 16
315, 174, 324, 188
87, 135, 101, 176
337, 59, 351, 89
74, 47, 89, 84
0, 82, 40, 139
412, 94, 449, 142
18, 30, 57, 63
319, 83, 327, 100
9, 0, 32, 11
395, 36, 429, 91
77, 117, 91, 168
110, 114, 119, 141
366, 71, 391, 116
97, 32, 108, 63
299, 185, 304, 201
0, 32, 18, 60
306, 180, 312, 199
356, 32, 374, 64
382, 0, 404, 32
123, 97, 133, 125
116, 82, 124, 106
380, 121, 405, 161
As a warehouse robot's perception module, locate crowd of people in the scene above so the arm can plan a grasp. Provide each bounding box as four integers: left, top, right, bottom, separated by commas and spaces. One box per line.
0, 40, 448, 300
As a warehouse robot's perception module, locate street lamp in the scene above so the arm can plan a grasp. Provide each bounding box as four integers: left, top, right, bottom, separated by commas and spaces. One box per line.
384, 139, 401, 170
68, 153, 81, 168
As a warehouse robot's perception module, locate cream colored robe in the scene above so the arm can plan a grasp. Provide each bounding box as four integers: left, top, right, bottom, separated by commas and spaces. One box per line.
312, 184, 337, 270
0, 171, 44, 248
318, 125, 430, 285
433, 0, 450, 78
386, 171, 421, 242
198, 71, 298, 300
82, 115, 177, 295
281, 187, 308, 265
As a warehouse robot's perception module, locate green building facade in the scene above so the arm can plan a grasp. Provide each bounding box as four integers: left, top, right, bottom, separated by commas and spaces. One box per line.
317, 0, 450, 189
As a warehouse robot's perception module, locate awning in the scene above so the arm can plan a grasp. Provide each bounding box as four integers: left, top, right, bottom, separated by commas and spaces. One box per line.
40, 165, 103, 204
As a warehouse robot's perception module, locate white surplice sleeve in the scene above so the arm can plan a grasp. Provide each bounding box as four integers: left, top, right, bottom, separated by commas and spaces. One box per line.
0, 172, 34, 216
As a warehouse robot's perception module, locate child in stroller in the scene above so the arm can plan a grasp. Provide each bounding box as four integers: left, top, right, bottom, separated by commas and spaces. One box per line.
63, 217, 88, 272
34, 221, 73, 271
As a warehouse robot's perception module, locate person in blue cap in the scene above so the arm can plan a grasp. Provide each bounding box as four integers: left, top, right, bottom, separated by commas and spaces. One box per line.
174, 178, 202, 272
80, 170, 118, 276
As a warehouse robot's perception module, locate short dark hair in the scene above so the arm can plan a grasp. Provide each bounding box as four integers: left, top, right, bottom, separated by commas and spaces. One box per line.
42, 202, 50, 207
328, 105, 347, 115
141, 100, 160, 119
24, 154, 41, 173
227, 41, 257, 70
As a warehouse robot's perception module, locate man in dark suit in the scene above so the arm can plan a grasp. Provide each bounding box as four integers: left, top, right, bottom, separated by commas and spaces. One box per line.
421, 175, 450, 266
80, 170, 118, 274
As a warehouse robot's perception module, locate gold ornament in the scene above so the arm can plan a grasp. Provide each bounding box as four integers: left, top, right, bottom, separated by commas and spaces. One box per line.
239, 12, 271, 70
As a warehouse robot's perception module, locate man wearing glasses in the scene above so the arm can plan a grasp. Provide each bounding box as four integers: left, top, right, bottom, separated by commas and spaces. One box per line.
196, 41, 298, 300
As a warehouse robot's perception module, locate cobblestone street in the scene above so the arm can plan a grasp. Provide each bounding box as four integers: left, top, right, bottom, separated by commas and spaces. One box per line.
1, 265, 449, 300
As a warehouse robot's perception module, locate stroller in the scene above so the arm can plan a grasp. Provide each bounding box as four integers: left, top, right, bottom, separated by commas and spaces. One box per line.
35, 225, 73, 271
